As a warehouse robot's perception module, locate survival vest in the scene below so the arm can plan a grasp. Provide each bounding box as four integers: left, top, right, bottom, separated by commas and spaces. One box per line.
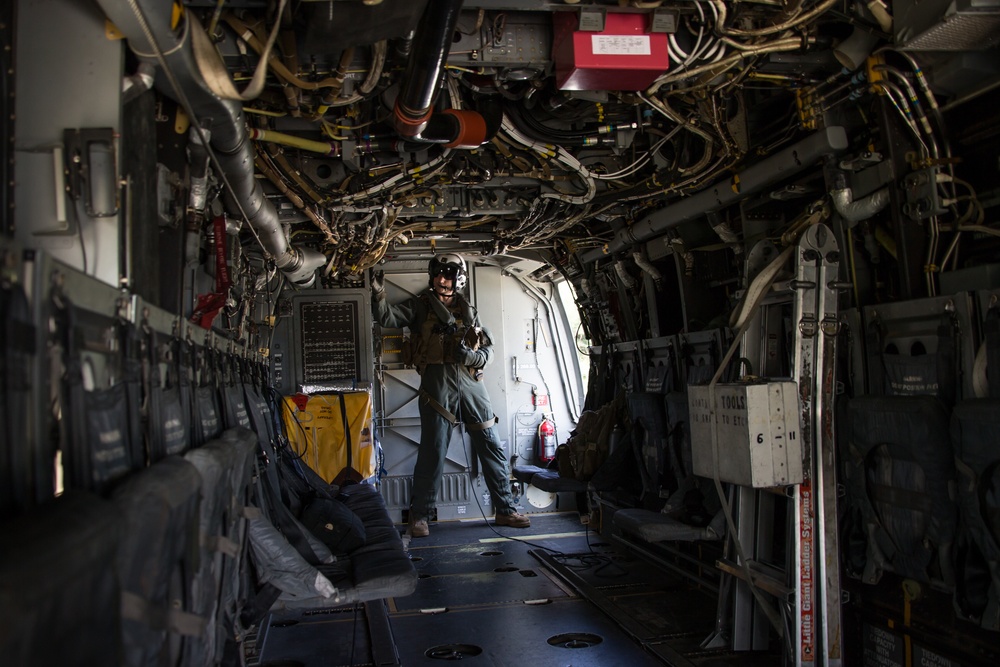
408, 293, 487, 372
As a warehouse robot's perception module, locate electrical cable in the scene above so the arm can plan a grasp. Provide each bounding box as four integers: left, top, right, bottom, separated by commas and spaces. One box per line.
550, 520, 628, 579
277, 396, 311, 462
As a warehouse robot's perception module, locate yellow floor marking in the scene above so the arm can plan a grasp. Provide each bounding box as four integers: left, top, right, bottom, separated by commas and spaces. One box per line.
478, 530, 588, 543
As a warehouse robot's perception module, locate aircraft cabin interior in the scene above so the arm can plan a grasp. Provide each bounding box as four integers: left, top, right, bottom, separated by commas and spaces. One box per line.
2, 0, 1000, 665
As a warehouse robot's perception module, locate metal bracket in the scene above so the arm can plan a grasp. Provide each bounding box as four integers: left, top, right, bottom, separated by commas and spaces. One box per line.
63, 127, 119, 218
577, 7, 605, 32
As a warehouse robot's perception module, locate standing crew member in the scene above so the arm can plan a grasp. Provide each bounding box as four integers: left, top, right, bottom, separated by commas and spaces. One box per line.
372, 254, 530, 537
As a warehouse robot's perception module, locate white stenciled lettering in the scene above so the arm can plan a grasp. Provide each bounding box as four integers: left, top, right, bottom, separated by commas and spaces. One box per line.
98, 428, 122, 445
93, 444, 126, 462
918, 650, 954, 666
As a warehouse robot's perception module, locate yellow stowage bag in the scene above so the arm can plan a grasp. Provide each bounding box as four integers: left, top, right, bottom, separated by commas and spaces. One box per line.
282, 392, 375, 484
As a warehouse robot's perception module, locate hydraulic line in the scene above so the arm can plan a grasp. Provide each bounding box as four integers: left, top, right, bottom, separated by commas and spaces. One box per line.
248, 128, 340, 156
500, 115, 596, 206
222, 12, 347, 92
711, 0, 838, 39
649, 36, 808, 93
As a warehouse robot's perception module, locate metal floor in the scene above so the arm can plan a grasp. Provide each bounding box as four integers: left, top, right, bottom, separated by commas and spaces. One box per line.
255, 512, 738, 666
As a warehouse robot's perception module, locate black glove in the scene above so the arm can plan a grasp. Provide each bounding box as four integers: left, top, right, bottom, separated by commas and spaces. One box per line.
371, 270, 385, 298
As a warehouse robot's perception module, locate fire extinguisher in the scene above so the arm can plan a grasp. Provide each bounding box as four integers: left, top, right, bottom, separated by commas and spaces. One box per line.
538, 415, 557, 463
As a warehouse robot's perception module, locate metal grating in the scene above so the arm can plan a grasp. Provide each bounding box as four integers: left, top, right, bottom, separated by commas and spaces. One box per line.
299, 300, 362, 383
901, 13, 1000, 50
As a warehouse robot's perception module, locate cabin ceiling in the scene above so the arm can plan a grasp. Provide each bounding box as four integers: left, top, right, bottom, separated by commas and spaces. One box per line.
97, 0, 1000, 283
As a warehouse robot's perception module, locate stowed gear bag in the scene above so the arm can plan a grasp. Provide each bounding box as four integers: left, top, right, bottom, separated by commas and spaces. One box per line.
146, 329, 189, 462
300, 496, 366, 556
282, 392, 376, 485
192, 345, 223, 447
557, 393, 623, 482
220, 352, 252, 430
56, 295, 143, 493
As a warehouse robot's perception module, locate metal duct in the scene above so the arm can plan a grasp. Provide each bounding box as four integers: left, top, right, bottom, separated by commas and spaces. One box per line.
831, 186, 891, 223
94, 0, 325, 286
581, 127, 850, 263
392, 0, 465, 138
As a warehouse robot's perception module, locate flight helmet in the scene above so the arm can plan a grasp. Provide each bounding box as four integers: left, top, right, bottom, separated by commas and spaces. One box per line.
428, 253, 468, 291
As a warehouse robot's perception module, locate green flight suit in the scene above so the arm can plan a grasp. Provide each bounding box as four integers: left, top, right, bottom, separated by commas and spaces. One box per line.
375, 289, 517, 520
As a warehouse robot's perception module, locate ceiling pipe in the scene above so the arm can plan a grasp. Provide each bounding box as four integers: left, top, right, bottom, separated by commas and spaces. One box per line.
94, 0, 324, 287
392, 0, 494, 148
581, 126, 851, 263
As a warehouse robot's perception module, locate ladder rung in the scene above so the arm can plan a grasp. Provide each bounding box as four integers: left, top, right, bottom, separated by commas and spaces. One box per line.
716, 558, 792, 600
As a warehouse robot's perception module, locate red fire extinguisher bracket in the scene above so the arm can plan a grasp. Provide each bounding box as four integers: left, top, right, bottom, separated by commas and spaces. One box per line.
531, 387, 549, 407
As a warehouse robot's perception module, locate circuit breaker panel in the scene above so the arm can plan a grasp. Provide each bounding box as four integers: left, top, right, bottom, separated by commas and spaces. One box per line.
272, 290, 373, 394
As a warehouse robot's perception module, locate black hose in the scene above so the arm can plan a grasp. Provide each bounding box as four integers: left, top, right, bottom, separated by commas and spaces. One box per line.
393, 0, 465, 137
506, 103, 632, 150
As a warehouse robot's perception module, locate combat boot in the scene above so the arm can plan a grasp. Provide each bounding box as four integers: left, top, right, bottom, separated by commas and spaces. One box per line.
409, 516, 430, 537
495, 512, 530, 528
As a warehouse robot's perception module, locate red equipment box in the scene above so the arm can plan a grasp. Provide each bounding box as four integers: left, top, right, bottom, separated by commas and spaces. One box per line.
552, 12, 670, 91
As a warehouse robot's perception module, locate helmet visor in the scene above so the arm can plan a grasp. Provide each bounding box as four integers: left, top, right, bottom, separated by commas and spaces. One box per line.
433, 264, 460, 280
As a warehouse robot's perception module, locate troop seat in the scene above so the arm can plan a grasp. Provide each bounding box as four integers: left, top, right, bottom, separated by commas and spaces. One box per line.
845, 395, 957, 587
842, 297, 970, 589
269, 483, 417, 610
613, 507, 724, 543
951, 399, 1000, 629
950, 296, 1000, 629
513, 464, 590, 493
